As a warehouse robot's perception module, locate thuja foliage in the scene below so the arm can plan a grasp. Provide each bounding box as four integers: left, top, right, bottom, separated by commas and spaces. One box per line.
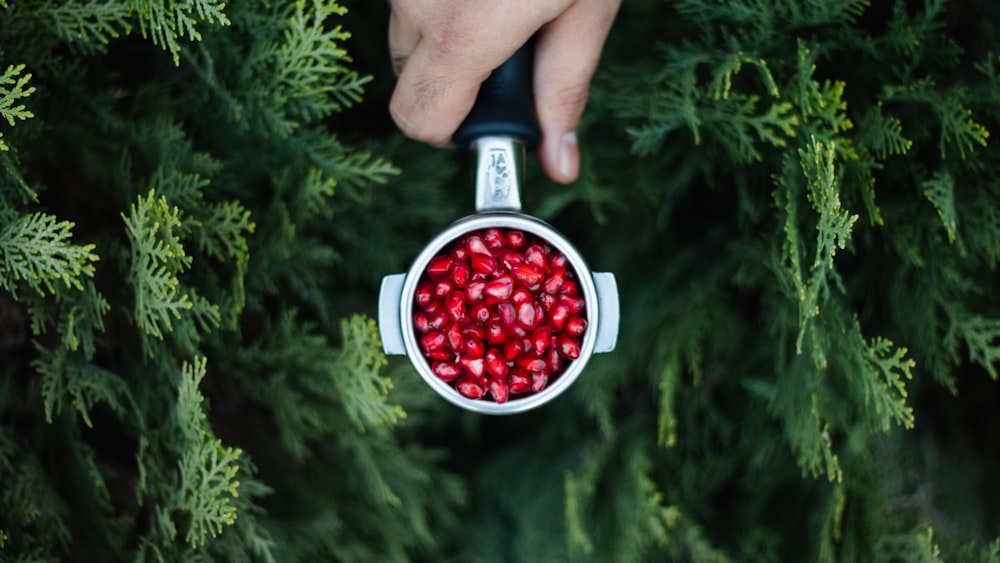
3, 0, 1000, 561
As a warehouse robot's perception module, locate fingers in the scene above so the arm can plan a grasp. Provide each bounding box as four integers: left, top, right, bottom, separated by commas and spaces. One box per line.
388, 6, 419, 76
533, 0, 621, 184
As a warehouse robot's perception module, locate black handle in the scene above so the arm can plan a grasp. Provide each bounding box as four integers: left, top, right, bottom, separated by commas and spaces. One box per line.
452, 38, 542, 149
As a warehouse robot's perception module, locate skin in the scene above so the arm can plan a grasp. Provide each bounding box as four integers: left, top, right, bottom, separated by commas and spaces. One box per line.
388, 0, 622, 184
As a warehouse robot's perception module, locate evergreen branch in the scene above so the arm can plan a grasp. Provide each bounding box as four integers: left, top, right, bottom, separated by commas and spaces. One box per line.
858, 335, 915, 431
122, 190, 193, 340
176, 438, 242, 548
333, 315, 401, 431
856, 103, 912, 159
947, 316, 1000, 380
39, 0, 133, 49
133, 0, 230, 65
193, 200, 255, 265
0, 64, 35, 152
0, 212, 98, 298
921, 171, 959, 244
882, 79, 989, 160
176, 356, 210, 443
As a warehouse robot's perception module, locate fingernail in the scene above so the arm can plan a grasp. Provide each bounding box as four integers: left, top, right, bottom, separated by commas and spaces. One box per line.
558, 131, 578, 180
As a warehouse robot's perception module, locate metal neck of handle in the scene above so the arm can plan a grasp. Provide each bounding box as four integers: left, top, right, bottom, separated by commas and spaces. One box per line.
473, 135, 525, 213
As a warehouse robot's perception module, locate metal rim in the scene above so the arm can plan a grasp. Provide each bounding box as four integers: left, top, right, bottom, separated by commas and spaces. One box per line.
399, 212, 599, 415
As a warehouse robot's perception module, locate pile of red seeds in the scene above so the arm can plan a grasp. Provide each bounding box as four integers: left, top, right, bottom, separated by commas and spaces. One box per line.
413, 228, 587, 403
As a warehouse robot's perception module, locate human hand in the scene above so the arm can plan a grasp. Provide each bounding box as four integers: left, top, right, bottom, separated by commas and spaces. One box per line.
388, 0, 621, 184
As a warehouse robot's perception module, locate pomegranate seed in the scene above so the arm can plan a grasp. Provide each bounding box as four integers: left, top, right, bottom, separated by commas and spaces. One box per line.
487, 377, 510, 403
549, 252, 568, 270
421, 332, 446, 352
510, 264, 543, 289
523, 244, 547, 270
484, 228, 505, 249
531, 371, 549, 392
511, 287, 531, 304
456, 375, 486, 399
517, 355, 547, 373
414, 313, 431, 333
561, 295, 585, 314
565, 316, 587, 337
470, 304, 491, 325
451, 262, 471, 288
445, 292, 466, 322
462, 324, 486, 341
485, 348, 508, 378
530, 327, 550, 354
427, 256, 454, 280
508, 370, 532, 394
538, 292, 556, 312
557, 335, 581, 359
516, 301, 536, 330
433, 281, 452, 297
426, 349, 453, 361
549, 303, 570, 331
460, 356, 485, 378
504, 339, 524, 361
486, 320, 505, 345
416, 282, 434, 309
428, 310, 448, 331
543, 268, 565, 294
496, 301, 516, 329
506, 230, 526, 248
471, 254, 499, 276
446, 322, 463, 352
546, 342, 562, 373
466, 236, 491, 256
432, 361, 463, 382
560, 280, 581, 296
464, 338, 485, 358
451, 245, 468, 261
466, 281, 486, 302
499, 250, 524, 270
484, 276, 514, 301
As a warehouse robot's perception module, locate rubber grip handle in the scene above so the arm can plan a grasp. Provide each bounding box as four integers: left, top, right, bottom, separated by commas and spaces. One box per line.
452, 39, 541, 148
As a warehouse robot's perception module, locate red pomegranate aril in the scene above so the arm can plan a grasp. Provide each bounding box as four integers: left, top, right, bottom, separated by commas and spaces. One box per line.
530, 326, 551, 354
462, 324, 486, 341
451, 262, 471, 288
460, 356, 485, 378
427, 255, 454, 280
487, 376, 510, 403
517, 301, 536, 330
428, 310, 448, 331
485, 348, 508, 378
471, 254, 499, 276
464, 338, 485, 358
549, 252, 568, 270
466, 235, 491, 256
469, 304, 490, 325
445, 292, 466, 322
451, 245, 468, 261
486, 320, 505, 345
506, 230, 526, 248
531, 371, 549, 392
484, 276, 514, 301
484, 228, 505, 249
560, 280, 581, 296
543, 268, 566, 294
433, 281, 452, 297
517, 355, 547, 373
524, 244, 547, 270
426, 349, 453, 361
446, 322, 464, 352
511, 286, 532, 305
414, 313, 431, 333
466, 281, 486, 302
416, 282, 434, 309
499, 250, 524, 270
549, 303, 570, 331
510, 263, 543, 289
565, 316, 587, 337
561, 294, 586, 314
432, 361, 463, 382
456, 374, 487, 399
508, 370, 532, 394
538, 292, 556, 312
504, 339, 524, 362
421, 332, 446, 352
557, 334, 581, 359
546, 343, 562, 373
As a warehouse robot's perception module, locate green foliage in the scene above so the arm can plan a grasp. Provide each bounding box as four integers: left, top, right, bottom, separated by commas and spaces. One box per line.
0, 64, 34, 152
0, 212, 98, 297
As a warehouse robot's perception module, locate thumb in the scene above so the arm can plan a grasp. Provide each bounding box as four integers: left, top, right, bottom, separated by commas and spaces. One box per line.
533, 0, 620, 184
